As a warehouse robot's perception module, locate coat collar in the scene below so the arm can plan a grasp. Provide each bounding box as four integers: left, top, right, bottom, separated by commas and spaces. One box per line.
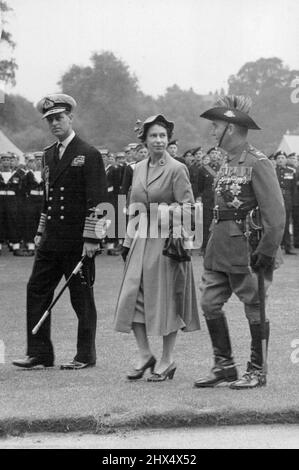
226, 141, 248, 163
136, 151, 171, 191
146, 151, 169, 186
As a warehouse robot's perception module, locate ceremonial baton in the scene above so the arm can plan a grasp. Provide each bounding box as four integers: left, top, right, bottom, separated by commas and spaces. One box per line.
249, 209, 267, 376
32, 255, 86, 335
258, 266, 267, 376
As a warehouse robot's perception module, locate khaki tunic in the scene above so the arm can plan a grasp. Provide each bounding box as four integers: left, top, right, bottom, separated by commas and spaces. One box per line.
204, 143, 285, 274
114, 152, 200, 336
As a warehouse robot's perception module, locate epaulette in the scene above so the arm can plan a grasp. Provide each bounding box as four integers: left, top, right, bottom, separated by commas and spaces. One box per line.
43, 142, 56, 151
248, 145, 267, 161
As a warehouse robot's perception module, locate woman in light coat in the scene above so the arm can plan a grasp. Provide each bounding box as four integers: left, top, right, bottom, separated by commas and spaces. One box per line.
114, 115, 200, 381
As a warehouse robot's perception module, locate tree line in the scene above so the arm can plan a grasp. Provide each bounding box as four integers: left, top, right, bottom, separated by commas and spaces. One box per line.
1, 2, 299, 155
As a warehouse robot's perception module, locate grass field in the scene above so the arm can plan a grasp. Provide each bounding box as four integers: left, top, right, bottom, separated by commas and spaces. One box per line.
0, 247, 299, 433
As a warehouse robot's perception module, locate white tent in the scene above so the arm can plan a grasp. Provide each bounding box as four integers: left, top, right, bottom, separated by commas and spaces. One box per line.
277, 133, 299, 155
0, 128, 23, 161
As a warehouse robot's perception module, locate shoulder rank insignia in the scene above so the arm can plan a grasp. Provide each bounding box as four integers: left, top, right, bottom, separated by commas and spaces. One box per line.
248, 145, 267, 160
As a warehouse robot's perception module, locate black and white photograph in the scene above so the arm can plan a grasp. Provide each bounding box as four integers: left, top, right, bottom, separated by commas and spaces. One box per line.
1, 0, 299, 453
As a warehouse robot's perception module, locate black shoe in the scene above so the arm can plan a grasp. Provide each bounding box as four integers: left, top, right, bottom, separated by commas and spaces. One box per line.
147, 362, 177, 382
60, 359, 96, 370
26, 250, 35, 256
229, 363, 266, 389
127, 356, 156, 380
285, 249, 297, 255
12, 356, 54, 368
13, 249, 33, 257
13, 249, 24, 256
194, 363, 238, 388
194, 316, 238, 387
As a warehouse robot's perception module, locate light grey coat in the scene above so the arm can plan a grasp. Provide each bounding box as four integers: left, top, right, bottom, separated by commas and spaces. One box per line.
114, 151, 201, 336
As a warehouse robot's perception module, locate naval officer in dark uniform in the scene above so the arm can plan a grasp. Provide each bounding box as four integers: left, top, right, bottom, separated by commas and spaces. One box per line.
13, 94, 107, 370
194, 95, 285, 389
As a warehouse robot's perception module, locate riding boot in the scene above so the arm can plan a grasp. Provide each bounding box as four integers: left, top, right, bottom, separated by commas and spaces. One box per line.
230, 321, 270, 389
194, 316, 238, 388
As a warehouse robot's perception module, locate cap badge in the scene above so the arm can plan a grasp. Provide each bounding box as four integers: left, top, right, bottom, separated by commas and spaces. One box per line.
43, 98, 55, 110
224, 110, 236, 118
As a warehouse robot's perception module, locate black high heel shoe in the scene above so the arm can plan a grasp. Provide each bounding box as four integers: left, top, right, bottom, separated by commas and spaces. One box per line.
127, 356, 156, 380
147, 362, 177, 382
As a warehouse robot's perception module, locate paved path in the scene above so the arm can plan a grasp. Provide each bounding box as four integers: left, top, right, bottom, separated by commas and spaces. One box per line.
1, 425, 299, 449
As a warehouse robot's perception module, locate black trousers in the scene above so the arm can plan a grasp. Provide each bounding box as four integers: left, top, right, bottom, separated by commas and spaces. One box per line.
26, 248, 97, 363
0, 195, 20, 243
282, 201, 292, 251
292, 205, 299, 247
17, 195, 26, 243
25, 196, 43, 243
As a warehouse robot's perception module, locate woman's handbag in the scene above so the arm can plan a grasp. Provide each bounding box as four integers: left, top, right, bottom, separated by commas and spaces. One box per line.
162, 235, 191, 262
162, 207, 191, 262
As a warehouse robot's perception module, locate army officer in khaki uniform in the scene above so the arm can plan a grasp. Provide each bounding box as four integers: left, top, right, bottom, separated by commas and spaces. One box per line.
194, 95, 285, 390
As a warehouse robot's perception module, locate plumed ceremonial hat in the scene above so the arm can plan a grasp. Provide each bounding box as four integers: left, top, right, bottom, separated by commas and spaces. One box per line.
36, 93, 77, 119
200, 95, 261, 130
135, 114, 174, 141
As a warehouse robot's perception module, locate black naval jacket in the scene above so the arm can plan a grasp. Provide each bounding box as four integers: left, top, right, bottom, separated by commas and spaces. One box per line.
37, 135, 107, 251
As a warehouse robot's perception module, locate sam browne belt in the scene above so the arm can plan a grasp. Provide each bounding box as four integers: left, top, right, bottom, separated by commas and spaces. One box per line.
213, 207, 249, 223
